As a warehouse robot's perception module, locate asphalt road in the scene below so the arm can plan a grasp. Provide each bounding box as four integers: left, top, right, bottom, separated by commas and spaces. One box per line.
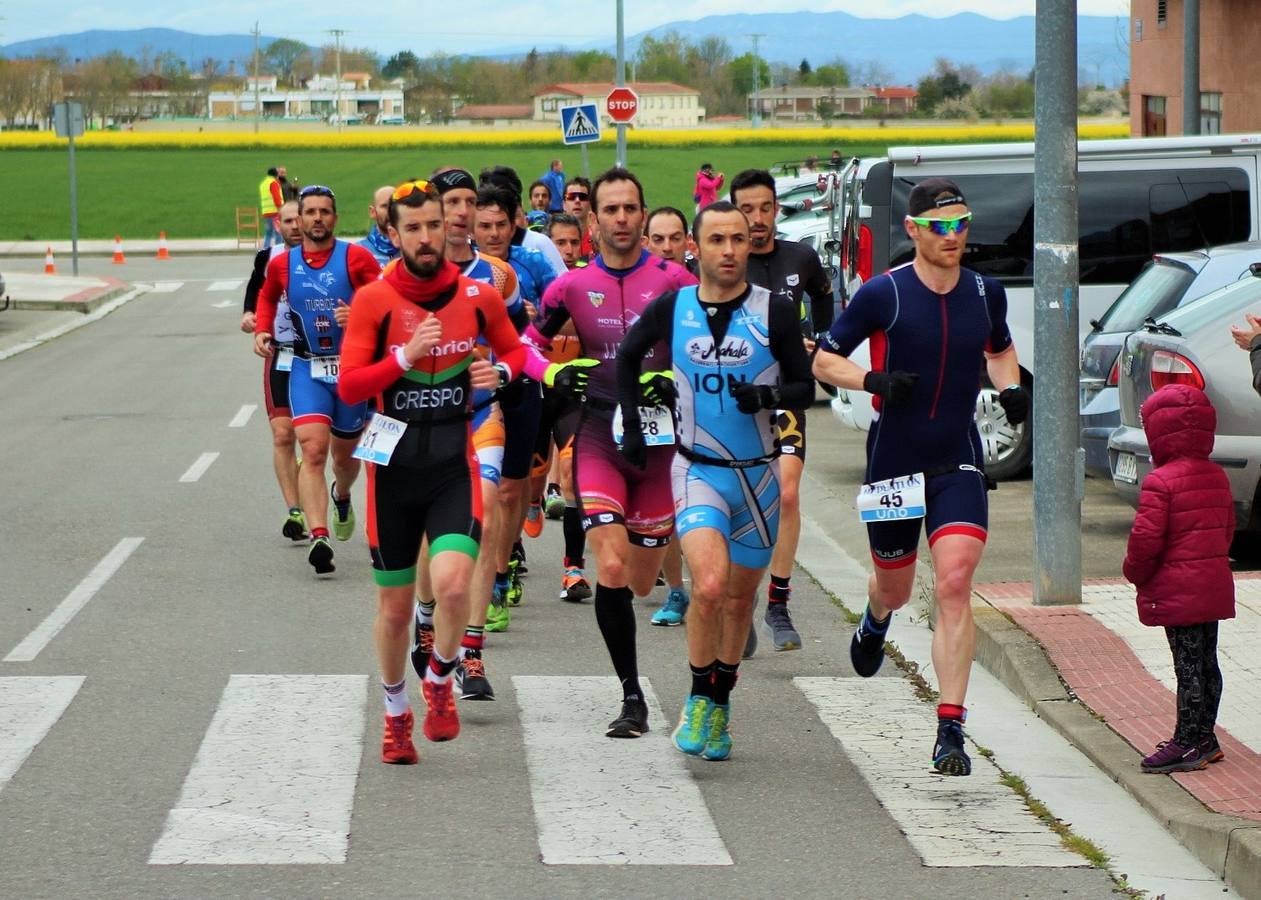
0, 254, 1174, 898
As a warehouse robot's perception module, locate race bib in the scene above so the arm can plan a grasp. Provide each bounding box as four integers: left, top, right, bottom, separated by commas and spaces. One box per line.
352, 413, 407, 465
612, 404, 675, 447
275, 347, 294, 373
311, 354, 339, 383
856, 472, 926, 522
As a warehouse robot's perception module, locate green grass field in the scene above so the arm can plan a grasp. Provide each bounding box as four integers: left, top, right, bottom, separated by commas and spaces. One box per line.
3, 144, 882, 241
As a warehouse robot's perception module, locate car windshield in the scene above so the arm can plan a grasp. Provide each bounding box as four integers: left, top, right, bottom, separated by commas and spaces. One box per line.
1098, 260, 1197, 332
1161, 272, 1261, 333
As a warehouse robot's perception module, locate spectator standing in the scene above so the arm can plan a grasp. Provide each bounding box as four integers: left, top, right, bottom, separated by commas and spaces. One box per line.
1123, 384, 1235, 774
693, 163, 724, 212
540, 159, 567, 213
259, 166, 286, 248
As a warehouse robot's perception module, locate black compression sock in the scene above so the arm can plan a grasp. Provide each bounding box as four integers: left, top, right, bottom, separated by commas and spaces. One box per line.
690, 662, 716, 699
563, 505, 586, 567
594, 584, 639, 699
712, 662, 740, 705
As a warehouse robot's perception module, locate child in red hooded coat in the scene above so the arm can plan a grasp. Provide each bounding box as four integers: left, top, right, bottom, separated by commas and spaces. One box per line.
1123, 384, 1235, 774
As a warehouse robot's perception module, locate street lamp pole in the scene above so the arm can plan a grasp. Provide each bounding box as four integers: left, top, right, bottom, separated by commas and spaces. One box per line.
615, 0, 627, 168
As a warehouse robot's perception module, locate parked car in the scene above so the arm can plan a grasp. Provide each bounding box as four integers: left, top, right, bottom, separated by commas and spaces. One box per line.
1080, 241, 1261, 476
1108, 271, 1261, 557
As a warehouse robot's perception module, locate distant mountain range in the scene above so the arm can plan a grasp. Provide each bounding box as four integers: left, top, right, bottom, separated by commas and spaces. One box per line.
0, 13, 1129, 86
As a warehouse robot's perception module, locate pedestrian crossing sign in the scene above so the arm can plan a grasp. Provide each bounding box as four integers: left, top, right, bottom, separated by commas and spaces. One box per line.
560, 103, 601, 146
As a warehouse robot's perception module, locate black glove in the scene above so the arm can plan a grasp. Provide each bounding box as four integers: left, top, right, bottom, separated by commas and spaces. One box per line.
619, 420, 647, 470
639, 371, 678, 408
998, 384, 1030, 425
729, 380, 781, 414
863, 370, 918, 408
546, 359, 599, 401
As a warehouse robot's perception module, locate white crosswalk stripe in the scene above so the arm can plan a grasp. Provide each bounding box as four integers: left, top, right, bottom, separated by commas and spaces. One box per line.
207, 280, 243, 292
795, 677, 1085, 868
513, 676, 732, 866
149, 674, 368, 865
0, 677, 84, 794
149, 282, 184, 293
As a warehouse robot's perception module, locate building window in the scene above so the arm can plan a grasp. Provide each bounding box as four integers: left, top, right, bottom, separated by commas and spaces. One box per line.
542, 98, 557, 112
1201, 92, 1222, 135
1157, 0, 1167, 26
1144, 95, 1167, 136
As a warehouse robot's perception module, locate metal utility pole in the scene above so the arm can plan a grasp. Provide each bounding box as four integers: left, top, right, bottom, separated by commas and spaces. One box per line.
1032, 0, 1081, 605
615, 0, 626, 168
750, 33, 765, 128
251, 22, 261, 134
1182, 0, 1200, 134
329, 29, 345, 131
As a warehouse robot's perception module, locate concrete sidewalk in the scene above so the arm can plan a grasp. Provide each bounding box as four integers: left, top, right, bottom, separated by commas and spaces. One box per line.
1, 272, 131, 313
973, 577, 1261, 898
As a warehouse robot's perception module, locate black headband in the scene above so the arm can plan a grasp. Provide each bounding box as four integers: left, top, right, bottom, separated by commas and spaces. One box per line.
431, 169, 477, 195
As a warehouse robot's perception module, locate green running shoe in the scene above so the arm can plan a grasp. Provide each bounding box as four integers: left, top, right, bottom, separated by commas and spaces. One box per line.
485, 586, 511, 633
671, 695, 713, 756
282, 508, 307, 542
331, 484, 355, 542
702, 704, 732, 761
544, 486, 565, 520
506, 572, 524, 607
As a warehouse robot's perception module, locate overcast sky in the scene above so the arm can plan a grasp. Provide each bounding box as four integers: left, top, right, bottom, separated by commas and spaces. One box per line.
3, 1, 1133, 51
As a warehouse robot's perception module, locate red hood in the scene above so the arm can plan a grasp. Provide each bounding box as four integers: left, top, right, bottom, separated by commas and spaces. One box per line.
1141, 384, 1216, 466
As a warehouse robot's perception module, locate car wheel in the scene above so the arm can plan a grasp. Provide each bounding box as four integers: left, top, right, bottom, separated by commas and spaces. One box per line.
975, 382, 1032, 481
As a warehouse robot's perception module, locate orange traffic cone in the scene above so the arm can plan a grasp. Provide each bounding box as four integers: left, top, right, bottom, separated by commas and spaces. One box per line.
112, 235, 126, 264
43, 246, 56, 275
156, 231, 171, 260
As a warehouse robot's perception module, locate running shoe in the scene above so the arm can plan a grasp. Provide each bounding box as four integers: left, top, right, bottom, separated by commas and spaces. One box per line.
409, 615, 435, 680
559, 566, 593, 602
506, 570, 524, 607
308, 536, 335, 575
606, 697, 650, 738
282, 509, 307, 541
381, 710, 419, 765
763, 602, 802, 651
485, 587, 510, 633
651, 588, 689, 626
523, 500, 545, 538
544, 485, 565, 519
455, 650, 495, 701
850, 612, 888, 677
330, 484, 355, 542
422, 678, 461, 742
671, 695, 713, 756
1141, 740, 1207, 774
742, 620, 758, 659
655, 572, 667, 587
932, 719, 972, 776
702, 704, 732, 761
1199, 735, 1225, 764
509, 543, 528, 577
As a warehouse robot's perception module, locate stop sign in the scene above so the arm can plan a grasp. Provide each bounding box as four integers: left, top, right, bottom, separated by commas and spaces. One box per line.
606, 87, 639, 124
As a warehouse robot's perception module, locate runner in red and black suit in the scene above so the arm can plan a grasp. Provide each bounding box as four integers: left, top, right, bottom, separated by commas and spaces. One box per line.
338, 180, 528, 765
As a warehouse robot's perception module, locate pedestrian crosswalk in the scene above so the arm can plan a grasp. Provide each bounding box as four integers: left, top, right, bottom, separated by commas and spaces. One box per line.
0, 672, 1090, 871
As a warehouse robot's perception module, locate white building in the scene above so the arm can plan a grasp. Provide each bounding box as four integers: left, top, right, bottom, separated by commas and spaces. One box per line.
532, 81, 705, 128
208, 72, 405, 123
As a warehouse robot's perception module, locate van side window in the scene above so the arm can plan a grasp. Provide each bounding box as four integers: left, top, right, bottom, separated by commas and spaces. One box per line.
890, 168, 1250, 287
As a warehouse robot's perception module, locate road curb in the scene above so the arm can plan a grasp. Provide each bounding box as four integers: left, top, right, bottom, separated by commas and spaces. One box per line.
972, 603, 1261, 898
8, 278, 131, 314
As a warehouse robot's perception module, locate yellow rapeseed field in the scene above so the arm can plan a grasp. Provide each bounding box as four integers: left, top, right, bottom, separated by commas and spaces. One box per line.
0, 122, 1128, 151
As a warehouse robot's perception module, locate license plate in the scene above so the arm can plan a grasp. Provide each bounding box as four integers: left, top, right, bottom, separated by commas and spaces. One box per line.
1114, 452, 1138, 484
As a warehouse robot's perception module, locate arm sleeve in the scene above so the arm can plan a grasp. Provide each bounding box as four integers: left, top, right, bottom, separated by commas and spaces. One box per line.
769, 296, 817, 408
818, 276, 887, 358
347, 244, 383, 289
269, 181, 284, 208
803, 249, 835, 334
532, 275, 572, 340
1122, 474, 1169, 587
985, 278, 1014, 355
478, 288, 528, 380
243, 249, 269, 313
254, 253, 287, 336
337, 288, 403, 405
615, 293, 676, 418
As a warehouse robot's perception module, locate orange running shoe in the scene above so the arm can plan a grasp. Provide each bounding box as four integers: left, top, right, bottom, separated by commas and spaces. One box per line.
422, 678, 461, 742
523, 499, 545, 538
381, 710, 419, 765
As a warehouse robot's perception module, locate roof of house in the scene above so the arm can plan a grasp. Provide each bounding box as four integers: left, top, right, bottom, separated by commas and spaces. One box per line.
533, 81, 697, 97
452, 104, 534, 120
874, 86, 918, 99
751, 86, 874, 100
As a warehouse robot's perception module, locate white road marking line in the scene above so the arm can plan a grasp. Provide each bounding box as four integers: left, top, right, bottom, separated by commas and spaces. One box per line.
0, 288, 143, 362
0, 677, 85, 792
150, 282, 184, 293
228, 404, 257, 428
207, 280, 243, 292
211, 300, 235, 308
795, 677, 1083, 868
4, 539, 144, 663
512, 675, 731, 866
179, 452, 220, 483
149, 674, 367, 865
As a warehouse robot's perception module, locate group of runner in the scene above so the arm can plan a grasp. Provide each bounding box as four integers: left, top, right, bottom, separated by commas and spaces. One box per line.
239, 161, 1028, 776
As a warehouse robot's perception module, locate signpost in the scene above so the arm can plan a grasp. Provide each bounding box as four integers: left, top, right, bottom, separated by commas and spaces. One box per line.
52, 101, 85, 276
560, 103, 601, 179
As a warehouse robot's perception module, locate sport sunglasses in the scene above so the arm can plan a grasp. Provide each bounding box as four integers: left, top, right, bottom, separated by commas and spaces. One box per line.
565, 191, 589, 201
298, 184, 336, 199
908, 212, 972, 235
392, 179, 435, 201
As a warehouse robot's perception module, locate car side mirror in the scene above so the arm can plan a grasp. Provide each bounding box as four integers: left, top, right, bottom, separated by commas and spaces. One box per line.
823, 240, 841, 254
1250, 262, 1261, 278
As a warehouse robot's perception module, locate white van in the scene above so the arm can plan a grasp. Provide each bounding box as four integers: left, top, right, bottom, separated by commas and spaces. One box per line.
830, 134, 1261, 479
